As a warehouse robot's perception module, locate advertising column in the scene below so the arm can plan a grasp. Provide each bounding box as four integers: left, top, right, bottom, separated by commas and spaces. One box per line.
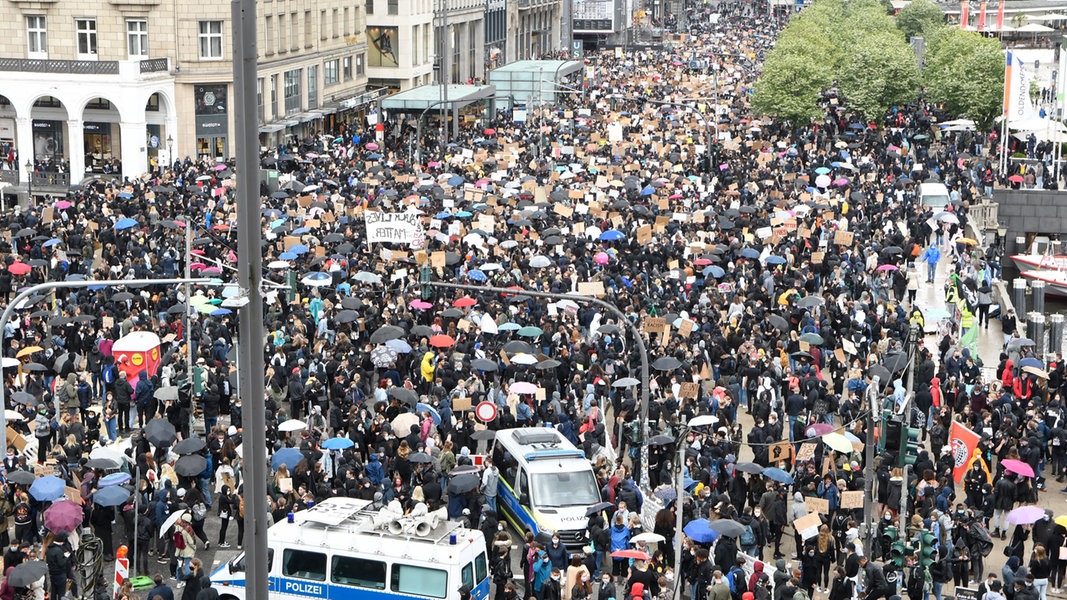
194, 84, 229, 160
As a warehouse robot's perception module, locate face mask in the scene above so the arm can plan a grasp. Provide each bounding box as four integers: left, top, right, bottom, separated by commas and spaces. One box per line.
552, 538, 560, 544
581, 577, 589, 583
603, 578, 611, 585
498, 525, 504, 531
552, 576, 560, 582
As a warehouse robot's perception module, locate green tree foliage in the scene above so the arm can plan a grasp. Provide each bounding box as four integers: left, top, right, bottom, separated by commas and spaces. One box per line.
838, 31, 920, 120
752, 8, 842, 124
922, 29, 1004, 127
896, 0, 947, 41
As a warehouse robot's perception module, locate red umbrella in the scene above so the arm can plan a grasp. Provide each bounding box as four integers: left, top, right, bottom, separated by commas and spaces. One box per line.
484, 128, 497, 135
694, 258, 712, 266
429, 334, 455, 348
44, 500, 83, 533
1008, 174, 1024, 183
453, 297, 477, 308
1001, 458, 1035, 478
7, 263, 30, 276
610, 549, 651, 561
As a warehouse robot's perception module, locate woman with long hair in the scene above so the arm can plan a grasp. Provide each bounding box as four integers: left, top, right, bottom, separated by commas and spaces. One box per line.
1031, 544, 1051, 600
815, 524, 836, 591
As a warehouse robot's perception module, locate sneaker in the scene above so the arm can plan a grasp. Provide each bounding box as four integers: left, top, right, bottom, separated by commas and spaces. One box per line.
157, 558, 169, 564
219, 543, 231, 549
238, 545, 243, 550
205, 542, 211, 550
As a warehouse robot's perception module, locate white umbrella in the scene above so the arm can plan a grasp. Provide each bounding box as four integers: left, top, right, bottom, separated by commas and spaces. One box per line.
267, 260, 291, 269
159, 510, 188, 538
630, 532, 666, 544
278, 419, 307, 432
480, 314, 499, 334
529, 255, 552, 268
354, 271, 383, 284
511, 353, 538, 365
480, 263, 503, 271
89, 446, 125, 465
1, 357, 19, 368
4, 410, 23, 422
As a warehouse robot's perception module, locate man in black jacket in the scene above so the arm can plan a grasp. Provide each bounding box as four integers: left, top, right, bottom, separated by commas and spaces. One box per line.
992, 473, 1016, 539
113, 370, 134, 433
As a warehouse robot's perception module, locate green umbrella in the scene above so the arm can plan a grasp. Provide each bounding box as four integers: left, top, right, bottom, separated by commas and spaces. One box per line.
517, 326, 544, 337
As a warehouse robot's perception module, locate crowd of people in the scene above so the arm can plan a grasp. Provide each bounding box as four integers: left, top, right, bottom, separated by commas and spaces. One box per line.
0, 2, 1059, 600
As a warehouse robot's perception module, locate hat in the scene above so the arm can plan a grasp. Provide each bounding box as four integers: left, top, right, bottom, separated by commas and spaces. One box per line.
181, 513, 191, 522
227, 425, 238, 436
197, 358, 206, 364
177, 488, 187, 497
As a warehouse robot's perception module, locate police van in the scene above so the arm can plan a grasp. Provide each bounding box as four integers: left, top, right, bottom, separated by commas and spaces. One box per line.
210, 497, 490, 600
490, 428, 602, 551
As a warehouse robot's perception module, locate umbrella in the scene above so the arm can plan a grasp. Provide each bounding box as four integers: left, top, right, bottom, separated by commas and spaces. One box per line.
159, 510, 188, 537
271, 448, 303, 471
735, 462, 764, 474
301, 272, 331, 287
653, 487, 677, 502
5, 409, 23, 422
144, 419, 177, 447
535, 359, 561, 370
648, 434, 676, 446
7, 263, 30, 276
822, 432, 854, 453
709, 519, 747, 537
511, 382, 538, 395
586, 501, 614, 516
1008, 338, 1037, 349
429, 334, 456, 348
767, 314, 790, 332
114, 218, 139, 230
89, 447, 125, 465
762, 467, 794, 484
611, 550, 650, 560
682, 519, 720, 544
6, 470, 35, 485
877, 264, 898, 272
391, 412, 421, 436
518, 326, 544, 337
448, 473, 481, 494
371, 345, 399, 367
653, 357, 682, 371
322, 437, 355, 450
1007, 505, 1047, 525
799, 333, 824, 346
93, 486, 131, 508
99, 472, 131, 487
612, 377, 640, 388
1002, 459, 1035, 478
630, 534, 665, 547
471, 430, 496, 441
29, 476, 66, 502
529, 256, 553, 268
1022, 366, 1049, 378
44, 500, 83, 533
85, 457, 119, 470
472, 358, 498, 371
407, 452, 434, 464
174, 455, 207, 477
503, 340, 533, 354
806, 423, 835, 436
389, 388, 419, 406
370, 325, 405, 343
1018, 357, 1044, 369
278, 419, 307, 432
154, 387, 179, 401
416, 402, 442, 425
7, 561, 47, 587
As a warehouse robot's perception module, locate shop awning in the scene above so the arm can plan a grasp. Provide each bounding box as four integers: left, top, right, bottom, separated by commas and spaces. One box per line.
380, 84, 497, 113
258, 122, 286, 134
488, 60, 582, 105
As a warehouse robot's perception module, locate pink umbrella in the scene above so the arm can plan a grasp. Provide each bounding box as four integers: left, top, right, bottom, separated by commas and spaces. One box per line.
410, 300, 433, 310
877, 264, 898, 271
54, 201, 72, 210
214, 163, 228, 171
1007, 505, 1046, 525
366, 142, 379, 151
189, 262, 207, 271
511, 382, 538, 394
833, 177, 849, 187
594, 252, 610, 265
202, 267, 222, 275
1002, 458, 1035, 478
44, 500, 83, 533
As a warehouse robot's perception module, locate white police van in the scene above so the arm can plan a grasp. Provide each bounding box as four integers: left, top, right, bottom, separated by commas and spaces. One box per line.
210, 497, 490, 600
491, 428, 602, 550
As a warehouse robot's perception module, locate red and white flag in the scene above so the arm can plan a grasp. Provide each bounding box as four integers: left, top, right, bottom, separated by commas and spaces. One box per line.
949, 420, 981, 483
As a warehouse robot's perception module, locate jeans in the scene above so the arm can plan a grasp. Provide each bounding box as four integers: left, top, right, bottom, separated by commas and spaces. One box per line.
484, 494, 497, 514
927, 261, 937, 282
176, 556, 191, 580
105, 417, 117, 441
199, 477, 213, 508
992, 509, 1009, 533
1035, 578, 1049, 600
788, 416, 798, 443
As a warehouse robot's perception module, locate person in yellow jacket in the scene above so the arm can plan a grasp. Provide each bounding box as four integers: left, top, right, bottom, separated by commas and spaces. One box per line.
420, 351, 436, 391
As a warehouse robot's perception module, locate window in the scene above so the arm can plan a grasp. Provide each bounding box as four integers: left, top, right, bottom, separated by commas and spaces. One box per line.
76, 19, 97, 58
278, 13, 286, 52
127, 19, 148, 57
256, 78, 264, 124
307, 65, 317, 109
331, 9, 339, 38
461, 564, 473, 591
388, 0, 397, 15
264, 16, 274, 54
304, 11, 311, 47
342, 56, 352, 81
290, 12, 297, 50
198, 21, 223, 59
343, 8, 350, 36
282, 549, 326, 582
366, 0, 373, 15
324, 59, 339, 85
356, 54, 365, 76
391, 565, 447, 598
26, 16, 46, 58
231, 549, 274, 573
270, 74, 279, 118
331, 556, 386, 589
283, 68, 301, 114
319, 10, 327, 40
474, 553, 487, 584
530, 471, 601, 507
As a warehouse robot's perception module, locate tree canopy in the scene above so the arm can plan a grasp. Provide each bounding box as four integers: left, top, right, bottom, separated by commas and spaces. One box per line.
922, 28, 1005, 127
896, 0, 947, 41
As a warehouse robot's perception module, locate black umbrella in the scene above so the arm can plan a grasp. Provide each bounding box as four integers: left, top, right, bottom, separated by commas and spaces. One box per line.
407, 452, 433, 464
6, 470, 36, 485
503, 340, 532, 354
370, 325, 405, 343
471, 358, 498, 371
112, 292, 135, 302
8, 561, 47, 587
868, 365, 891, 385
470, 429, 496, 441
166, 304, 186, 315
21, 363, 47, 372
598, 325, 622, 335
709, 519, 747, 537
735, 461, 764, 474
174, 454, 207, 477
12, 392, 35, 405
767, 314, 790, 333
535, 359, 561, 370
791, 351, 813, 360
174, 437, 207, 455
389, 388, 419, 406
448, 473, 481, 494
411, 325, 435, 338
85, 458, 119, 470
883, 351, 909, 373
585, 501, 614, 516
648, 434, 676, 446
652, 356, 682, 371
340, 297, 364, 310
335, 310, 359, 324
440, 308, 464, 319
144, 418, 177, 447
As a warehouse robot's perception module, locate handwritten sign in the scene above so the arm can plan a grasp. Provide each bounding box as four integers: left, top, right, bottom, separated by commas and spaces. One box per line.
805, 496, 829, 514
364, 212, 421, 245
679, 382, 699, 399
644, 317, 667, 333
841, 491, 864, 509
795, 512, 822, 540
796, 442, 817, 463
769, 441, 794, 465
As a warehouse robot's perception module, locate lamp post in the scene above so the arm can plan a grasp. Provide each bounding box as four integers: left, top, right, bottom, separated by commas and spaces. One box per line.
24, 158, 33, 202
166, 134, 174, 168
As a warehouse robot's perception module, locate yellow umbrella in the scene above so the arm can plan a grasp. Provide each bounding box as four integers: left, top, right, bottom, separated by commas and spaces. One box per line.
822, 432, 854, 453
1056, 515, 1067, 528
957, 238, 979, 246
16, 346, 42, 358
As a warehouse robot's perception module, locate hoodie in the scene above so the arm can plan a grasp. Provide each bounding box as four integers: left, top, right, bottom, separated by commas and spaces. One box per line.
365, 454, 384, 486
773, 559, 790, 591
748, 562, 765, 592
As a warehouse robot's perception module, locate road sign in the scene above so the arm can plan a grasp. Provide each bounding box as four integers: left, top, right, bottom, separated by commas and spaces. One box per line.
475, 401, 498, 422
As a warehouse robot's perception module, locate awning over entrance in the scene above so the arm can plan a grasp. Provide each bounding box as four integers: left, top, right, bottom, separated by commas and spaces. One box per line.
488, 60, 582, 106
380, 84, 497, 113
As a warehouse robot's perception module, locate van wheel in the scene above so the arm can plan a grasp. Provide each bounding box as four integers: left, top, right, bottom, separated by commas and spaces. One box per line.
219, 594, 241, 600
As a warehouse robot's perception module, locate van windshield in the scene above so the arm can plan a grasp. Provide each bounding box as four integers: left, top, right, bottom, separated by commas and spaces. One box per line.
530, 470, 601, 507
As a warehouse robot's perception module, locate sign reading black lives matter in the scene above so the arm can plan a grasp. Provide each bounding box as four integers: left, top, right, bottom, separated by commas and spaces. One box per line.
364, 212, 421, 245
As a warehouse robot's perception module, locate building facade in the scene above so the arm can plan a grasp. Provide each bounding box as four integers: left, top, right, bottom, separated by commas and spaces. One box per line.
433, 0, 486, 85
515, 0, 560, 60
365, 0, 435, 91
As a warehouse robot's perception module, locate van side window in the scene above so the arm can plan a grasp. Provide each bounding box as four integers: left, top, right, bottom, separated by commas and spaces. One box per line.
518, 470, 528, 498
231, 549, 274, 573
283, 549, 327, 581
475, 552, 488, 583
391, 564, 448, 598
462, 563, 474, 590
332, 556, 387, 589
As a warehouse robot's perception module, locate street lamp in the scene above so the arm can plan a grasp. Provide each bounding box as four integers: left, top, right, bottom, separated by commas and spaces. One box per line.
166, 134, 174, 168
671, 414, 718, 600
25, 158, 32, 201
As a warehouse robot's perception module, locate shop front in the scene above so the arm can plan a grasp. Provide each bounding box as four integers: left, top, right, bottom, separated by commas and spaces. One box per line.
194, 84, 229, 160
83, 121, 121, 173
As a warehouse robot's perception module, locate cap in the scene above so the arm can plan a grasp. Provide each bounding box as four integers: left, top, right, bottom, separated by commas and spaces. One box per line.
177, 488, 187, 497
227, 425, 238, 436
181, 513, 191, 522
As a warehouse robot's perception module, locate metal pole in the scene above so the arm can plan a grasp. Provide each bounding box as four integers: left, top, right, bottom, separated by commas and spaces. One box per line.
441, 0, 450, 149
232, 0, 269, 599
416, 99, 455, 164
862, 407, 875, 558
427, 281, 654, 491
0, 278, 211, 453
132, 464, 140, 579
672, 435, 686, 600
184, 221, 193, 395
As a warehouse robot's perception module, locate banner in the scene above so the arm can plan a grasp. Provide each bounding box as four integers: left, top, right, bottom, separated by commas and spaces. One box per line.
995, 1, 1004, 30
364, 212, 421, 245
1003, 51, 1038, 122
960, 2, 969, 28
977, 1, 986, 30
949, 420, 981, 483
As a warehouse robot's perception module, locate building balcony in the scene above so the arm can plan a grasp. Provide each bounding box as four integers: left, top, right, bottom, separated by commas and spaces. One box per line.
0, 57, 171, 79
0, 170, 18, 185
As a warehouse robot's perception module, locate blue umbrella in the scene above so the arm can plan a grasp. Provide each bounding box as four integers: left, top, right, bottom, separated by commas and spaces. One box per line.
114, 218, 138, 230
455, 211, 473, 218
599, 229, 626, 241
467, 270, 487, 282
94, 486, 131, 507
640, 186, 655, 196
99, 472, 131, 488
416, 403, 442, 425
271, 447, 303, 471
435, 211, 453, 219
270, 218, 288, 228
279, 251, 298, 260
332, 137, 345, 145
498, 322, 521, 331
762, 467, 794, 484
292, 227, 311, 235
654, 487, 677, 501
29, 475, 65, 501
704, 265, 726, 278
43, 239, 61, 248
765, 255, 786, 265
683, 519, 720, 544
321, 437, 355, 450
739, 248, 761, 259
447, 175, 465, 186
290, 244, 310, 255
1019, 357, 1044, 369
814, 167, 831, 175
210, 308, 232, 316
368, 153, 383, 160
385, 339, 413, 353
117, 191, 134, 199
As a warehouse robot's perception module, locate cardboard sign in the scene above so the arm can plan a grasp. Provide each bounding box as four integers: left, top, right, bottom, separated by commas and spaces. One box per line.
6, 427, 25, 452
498, 349, 511, 367
834, 349, 847, 363
278, 477, 293, 493
431, 252, 446, 269
804, 496, 829, 514
834, 230, 854, 246
34, 462, 55, 477
453, 397, 473, 412
65, 486, 82, 504
841, 491, 864, 509
842, 339, 858, 355
795, 512, 823, 540
811, 251, 825, 265
679, 382, 699, 399
769, 441, 794, 465
637, 225, 652, 245
643, 317, 667, 333
678, 319, 695, 337
577, 282, 606, 297
796, 442, 817, 463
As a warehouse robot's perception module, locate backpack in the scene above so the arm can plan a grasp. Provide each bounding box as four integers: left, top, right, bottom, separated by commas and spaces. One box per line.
101, 364, 116, 385
753, 573, 771, 600
740, 523, 756, 547
727, 567, 747, 600
173, 527, 186, 550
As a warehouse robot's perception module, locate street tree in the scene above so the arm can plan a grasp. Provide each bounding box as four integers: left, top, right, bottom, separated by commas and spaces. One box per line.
922, 28, 1004, 127
838, 31, 920, 120
896, 0, 947, 40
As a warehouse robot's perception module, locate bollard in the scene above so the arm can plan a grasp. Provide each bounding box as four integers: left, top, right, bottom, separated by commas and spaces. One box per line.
1050, 314, 1064, 356
1032, 280, 1046, 314
1028, 312, 1046, 356
1016, 236, 1028, 256
1014, 279, 1028, 318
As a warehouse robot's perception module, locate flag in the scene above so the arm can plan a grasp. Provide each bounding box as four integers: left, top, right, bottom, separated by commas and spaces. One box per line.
1004, 51, 1038, 122
949, 420, 981, 483
977, 1, 987, 29
996, 1, 1005, 30
961, 1, 970, 28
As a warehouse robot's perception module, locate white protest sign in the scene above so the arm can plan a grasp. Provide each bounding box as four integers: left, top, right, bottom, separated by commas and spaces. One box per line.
365, 212, 421, 245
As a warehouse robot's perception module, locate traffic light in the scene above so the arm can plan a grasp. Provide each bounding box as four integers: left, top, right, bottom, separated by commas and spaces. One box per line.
890, 540, 908, 567
900, 426, 922, 467
919, 531, 937, 567
883, 418, 902, 456
420, 265, 432, 300
882, 525, 898, 544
